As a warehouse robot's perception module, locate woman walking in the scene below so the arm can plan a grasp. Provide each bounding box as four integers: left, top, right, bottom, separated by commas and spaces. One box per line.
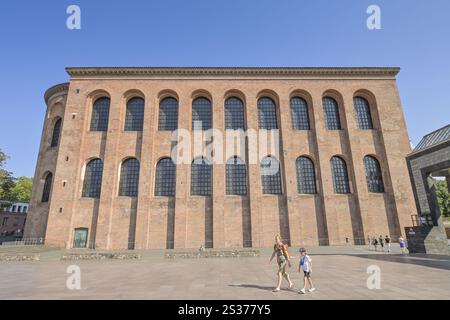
270, 235, 294, 292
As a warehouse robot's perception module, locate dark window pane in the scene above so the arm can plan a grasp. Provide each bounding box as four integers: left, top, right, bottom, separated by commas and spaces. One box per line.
225, 97, 245, 130
51, 118, 62, 147
261, 156, 282, 194
192, 98, 212, 131
323, 97, 341, 130
354, 97, 373, 130
155, 158, 177, 196
364, 156, 384, 193
226, 156, 247, 195
191, 157, 212, 196
331, 156, 350, 194
291, 97, 310, 130
258, 97, 278, 130
90, 97, 110, 131
159, 97, 179, 131
82, 159, 103, 198
119, 158, 140, 197
124, 98, 144, 131
296, 157, 317, 194
41, 173, 53, 202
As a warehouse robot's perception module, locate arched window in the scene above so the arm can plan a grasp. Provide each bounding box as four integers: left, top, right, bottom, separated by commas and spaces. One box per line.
291, 97, 310, 130
258, 97, 278, 130
41, 173, 53, 203
82, 159, 104, 198
119, 158, 140, 197
155, 158, 177, 196
261, 156, 282, 194
354, 97, 373, 130
225, 97, 245, 130
331, 156, 350, 194
364, 156, 384, 193
296, 157, 317, 194
191, 157, 212, 196
90, 97, 110, 131
323, 97, 341, 130
158, 97, 179, 131
192, 97, 212, 131
50, 118, 62, 147
226, 156, 247, 195
124, 97, 144, 131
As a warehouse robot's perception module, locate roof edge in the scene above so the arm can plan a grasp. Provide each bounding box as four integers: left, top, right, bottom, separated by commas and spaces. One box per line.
44, 82, 70, 104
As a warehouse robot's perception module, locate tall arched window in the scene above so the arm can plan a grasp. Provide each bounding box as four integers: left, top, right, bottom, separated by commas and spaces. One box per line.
225, 97, 245, 130
291, 97, 310, 130
124, 97, 144, 131
82, 159, 104, 198
50, 118, 62, 147
119, 158, 140, 197
90, 97, 110, 131
258, 97, 278, 130
158, 97, 179, 131
261, 156, 282, 194
155, 158, 177, 196
226, 156, 247, 195
41, 172, 53, 203
364, 156, 384, 193
192, 97, 212, 131
323, 97, 341, 130
331, 156, 350, 194
354, 97, 373, 130
191, 157, 212, 196
296, 157, 317, 194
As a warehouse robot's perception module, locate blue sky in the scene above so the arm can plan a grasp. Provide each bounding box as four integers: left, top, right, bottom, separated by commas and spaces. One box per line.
0, 0, 449, 177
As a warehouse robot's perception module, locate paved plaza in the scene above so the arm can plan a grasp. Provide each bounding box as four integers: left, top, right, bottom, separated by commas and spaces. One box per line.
0, 246, 450, 300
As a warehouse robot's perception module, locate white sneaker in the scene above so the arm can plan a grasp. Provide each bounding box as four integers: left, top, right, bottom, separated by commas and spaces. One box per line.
272, 288, 280, 292
308, 287, 316, 292
299, 289, 306, 294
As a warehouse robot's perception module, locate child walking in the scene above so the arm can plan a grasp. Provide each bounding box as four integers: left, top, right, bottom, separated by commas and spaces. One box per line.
298, 248, 315, 294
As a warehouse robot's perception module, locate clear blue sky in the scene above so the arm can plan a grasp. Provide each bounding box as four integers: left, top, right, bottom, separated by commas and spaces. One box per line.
0, 0, 449, 177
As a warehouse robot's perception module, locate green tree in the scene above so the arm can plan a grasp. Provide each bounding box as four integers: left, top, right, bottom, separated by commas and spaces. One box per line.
0, 149, 16, 208
10, 176, 33, 202
436, 179, 450, 216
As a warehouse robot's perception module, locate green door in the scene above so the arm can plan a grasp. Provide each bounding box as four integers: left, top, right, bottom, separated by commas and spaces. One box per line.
73, 228, 88, 248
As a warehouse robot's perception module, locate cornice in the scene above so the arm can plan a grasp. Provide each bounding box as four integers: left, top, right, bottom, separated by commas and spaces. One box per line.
44, 82, 70, 105
65, 67, 400, 79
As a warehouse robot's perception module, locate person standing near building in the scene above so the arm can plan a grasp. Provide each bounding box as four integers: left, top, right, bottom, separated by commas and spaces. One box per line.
399, 236, 407, 255
385, 235, 391, 253
372, 237, 378, 251
298, 248, 315, 294
368, 235, 372, 251
270, 235, 293, 292
378, 235, 384, 252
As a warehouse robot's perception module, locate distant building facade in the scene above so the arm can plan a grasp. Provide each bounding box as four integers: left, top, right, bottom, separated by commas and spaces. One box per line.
1, 202, 28, 238
24, 67, 416, 250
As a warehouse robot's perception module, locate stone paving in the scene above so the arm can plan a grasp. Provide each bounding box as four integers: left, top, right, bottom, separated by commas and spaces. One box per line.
0, 246, 449, 300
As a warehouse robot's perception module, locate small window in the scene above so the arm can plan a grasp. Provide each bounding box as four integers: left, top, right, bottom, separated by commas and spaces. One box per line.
226, 156, 248, 195
2, 217, 8, 226
158, 97, 179, 131
364, 156, 384, 193
192, 98, 212, 131
354, 97, 373, 130
261, 156, 282, 194
323, 97, 341, 130
90, 97, 110, 131
124, 97, 145, 131
50, 118, 62, 147
258, 97, 278, 130
225, 97, 245, 130
42, 173, 53, 202
119, 158, 140, 197
291, 97, 310, 130
331, 156, 350, 194
73, 228, 88, 249
191, 157, 212, 196
12, 205, 16, 212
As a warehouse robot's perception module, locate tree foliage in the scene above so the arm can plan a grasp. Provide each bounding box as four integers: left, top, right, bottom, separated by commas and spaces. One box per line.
436, 179, 450, 216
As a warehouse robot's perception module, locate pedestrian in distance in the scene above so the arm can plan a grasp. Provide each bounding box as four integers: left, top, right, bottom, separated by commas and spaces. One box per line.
399, 236, 407, 255
385, 235, 391, 253
379, 235, 384, 252
372, 237, 378, 251
298, 248, 315, 294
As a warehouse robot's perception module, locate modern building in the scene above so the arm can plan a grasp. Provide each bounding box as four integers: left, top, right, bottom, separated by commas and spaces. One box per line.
1, 202, 28, 238
24, 67, 416, 250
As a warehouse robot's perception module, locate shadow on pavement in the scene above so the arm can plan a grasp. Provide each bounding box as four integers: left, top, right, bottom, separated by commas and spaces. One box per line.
229, 284, 282, 292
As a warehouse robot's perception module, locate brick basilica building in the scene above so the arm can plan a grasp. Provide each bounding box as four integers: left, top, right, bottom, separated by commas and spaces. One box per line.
24, 67, 416, 250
